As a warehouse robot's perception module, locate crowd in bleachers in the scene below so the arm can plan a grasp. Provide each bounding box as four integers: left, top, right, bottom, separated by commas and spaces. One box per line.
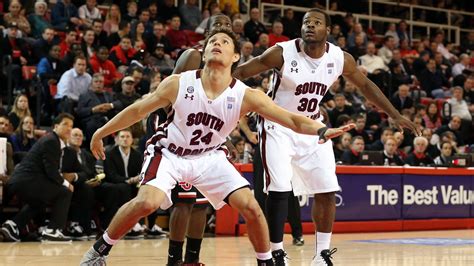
0, 0, 473, 242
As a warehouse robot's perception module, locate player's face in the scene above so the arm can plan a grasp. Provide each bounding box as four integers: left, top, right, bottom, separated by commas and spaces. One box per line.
209, 15, 232, 32
301, 11, 329, 44
203, 33, 239, 67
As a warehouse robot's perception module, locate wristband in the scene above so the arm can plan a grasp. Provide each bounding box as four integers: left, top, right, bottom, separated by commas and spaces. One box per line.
317, 126, 328, 141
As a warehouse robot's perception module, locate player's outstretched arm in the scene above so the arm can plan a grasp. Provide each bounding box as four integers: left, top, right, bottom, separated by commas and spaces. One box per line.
242, 88, 354, 143
233, 45, 283, 80
90, 75, 179, 160
342, 52, 421, 136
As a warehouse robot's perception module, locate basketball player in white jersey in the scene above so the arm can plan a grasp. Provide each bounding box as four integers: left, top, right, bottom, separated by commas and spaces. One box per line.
165, 14, 233, 266
234, 8, 421, 266
80, 28, 353, 266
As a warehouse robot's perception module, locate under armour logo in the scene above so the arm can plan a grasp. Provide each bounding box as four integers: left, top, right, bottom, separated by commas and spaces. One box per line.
185, 94, 194, 100
291, 68, 298, 73
267, 125, 275, 130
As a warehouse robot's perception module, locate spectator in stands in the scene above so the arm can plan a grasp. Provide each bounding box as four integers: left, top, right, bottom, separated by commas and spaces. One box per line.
463, 76, 474, 104
4, 1, 31, 36
32, 27, 56, 64
393, 131, 408, 159
0, 115, 13, 141
0, 22, 30, 91
0, 113, 74, 242
252, 33, 270, 57
158, 0, 180, 24
347, 23, 367, 48
422, 127, 440, 158
422, 101, 442, 130
59, 29, 78, 58
343, 81, 364, 112
390, 84, 414, 113
452, 54, 470, 77
420, 59, 450, 99
179, 0, 201, 31
131, 21, 147, 51
56, 55, 92, 113
115, 76, 141, 108
239, 41, 254, 65
281, 8, 299, 39
341, 136, 365, 165
359, 42, 389, 74
448, 86, 472, 143
146, 22, 172, 55
81, 28, 96, 60
90, 46, 121, 89
92, 19, 108, 49
131, 9, 153, 37
232, 19, 248, 44
336, 35, 348, 51
399, 39, 417, 59
378, 36, 395, 65
461, 32, 474, 54
244, 8, 268, 44
10, 115, 37, 155
327, 24, 341, 45
8, 94, 31, 131
434, 52, 452, 80
340, 12, 355, 37
368, 127, 394, 151
433, 141, 454, 166
76, 73, 121, 146
432, 115, 463, 146
62, 127, 97, 240
349, 113, 370, 144
78, 0, 102, 28
397, 20, 410, 44
268, 21, 289, 47
347, 34, 366, 61
334, 132, 352, 162
329, 93, 355, 127
166, 15, 191, 51
122, 1, 137, 23
37, 45, 65, 115
412, 50, 430, 78
109, 36, 137, 71
384, 23, 399, 48
383, 136, 404, 166
405, 136, 434, 166
148, 2, 159, 23
102, 128, 143, 235
103, 4, 121, 36
28, 0, 51, 39
145, 43, 175, 74
434, 31, 456, 62
52, 0, 82, 31
107, 20, 131, 49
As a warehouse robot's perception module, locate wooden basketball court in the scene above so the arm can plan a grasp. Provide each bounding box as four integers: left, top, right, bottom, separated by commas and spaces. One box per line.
0, 229, 472, 265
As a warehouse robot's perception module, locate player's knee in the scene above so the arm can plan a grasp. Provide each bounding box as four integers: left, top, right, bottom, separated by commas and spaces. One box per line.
240, 199, 263, 222
132, 197, 160, 215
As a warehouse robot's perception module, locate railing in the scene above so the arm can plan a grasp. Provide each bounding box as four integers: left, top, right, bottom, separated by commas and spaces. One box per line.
258, 0, 474, 46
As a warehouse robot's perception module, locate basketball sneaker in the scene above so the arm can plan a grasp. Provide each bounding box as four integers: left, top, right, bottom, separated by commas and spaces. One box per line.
1, 220, 20, 242
292, 236, 305, 246
272, 249, 288, 266
124, 223, 145, 239
145, 224, 168, 239
41, 228, 72, 242
311, 248, 337, 266
80, 247, 107, 266
66, 222, 88, 241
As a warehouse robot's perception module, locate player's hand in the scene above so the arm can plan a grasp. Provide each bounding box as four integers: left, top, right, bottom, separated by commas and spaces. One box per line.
90, 133, 106, 160
247, 132, 258, 145
392, 115, 422, 136
318, 123, 355, 144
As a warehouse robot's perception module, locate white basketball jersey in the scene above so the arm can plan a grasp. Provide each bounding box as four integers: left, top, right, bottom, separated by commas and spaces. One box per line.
147, 70, 246, 158
270, 39, 344, 120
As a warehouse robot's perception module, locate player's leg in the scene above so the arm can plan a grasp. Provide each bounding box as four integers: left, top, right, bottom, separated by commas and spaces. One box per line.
287, 190, 304, 246
192, 151, 273, 265
292, 140, 339, 265
260, 122, 293, 263
80, 185, 167, 265
184, 196, 208, 264
168, 185, 195, 266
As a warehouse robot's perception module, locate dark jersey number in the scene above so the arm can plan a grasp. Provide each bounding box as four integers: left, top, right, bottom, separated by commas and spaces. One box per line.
297, 98, 318, 112
190, 130, 214, 145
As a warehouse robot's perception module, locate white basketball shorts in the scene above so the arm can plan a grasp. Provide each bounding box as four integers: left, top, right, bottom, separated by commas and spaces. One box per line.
260, 119, 339, 196
140, 146, 249, 210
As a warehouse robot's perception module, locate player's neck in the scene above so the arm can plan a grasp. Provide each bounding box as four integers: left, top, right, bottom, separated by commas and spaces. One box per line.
201, 65, 233, 97
302, 41, 326, 59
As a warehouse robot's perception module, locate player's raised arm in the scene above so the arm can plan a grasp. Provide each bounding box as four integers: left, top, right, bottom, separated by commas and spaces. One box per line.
241, 88, 354, 142
233, 45, 284, 80
90, 75, 179, 159
342, 51, 421, 136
